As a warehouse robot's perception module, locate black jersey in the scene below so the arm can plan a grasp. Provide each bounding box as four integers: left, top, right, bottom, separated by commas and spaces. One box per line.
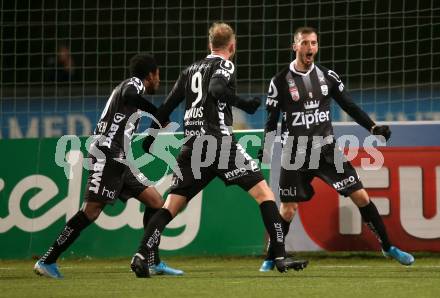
93, 77, 158, 157
155, 55, 237, 145
264, 61, 375, 151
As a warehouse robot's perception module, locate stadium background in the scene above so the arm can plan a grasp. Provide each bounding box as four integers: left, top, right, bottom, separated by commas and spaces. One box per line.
0, 0, 439, 259
1, 0, 439, 138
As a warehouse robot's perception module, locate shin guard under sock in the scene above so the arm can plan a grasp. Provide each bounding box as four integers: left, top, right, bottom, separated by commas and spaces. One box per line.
259, 201, 286, 259
40, 211, 92, 264
143, 207, 161, 265
267, 217, 291, 259
359, 201, 391, 251
137, 208, 173, 264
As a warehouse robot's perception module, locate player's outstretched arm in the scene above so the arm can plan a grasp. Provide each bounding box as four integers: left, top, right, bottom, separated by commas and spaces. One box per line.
334, 92, 392, 141
208, 76, 261, 114
235, 96, 261, 114
332, 89, 391, 141
142, 73, 186, 153
327, 70, 391, 141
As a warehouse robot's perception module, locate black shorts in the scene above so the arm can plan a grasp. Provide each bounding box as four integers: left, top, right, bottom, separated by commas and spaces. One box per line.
278, 145, 363, 202
169, 141, 264, 201
84, 152, 149, 204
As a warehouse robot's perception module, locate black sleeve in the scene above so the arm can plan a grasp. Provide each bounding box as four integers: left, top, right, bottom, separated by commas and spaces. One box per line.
326, 70, 375, 131
208, 59, 255, 111
123, 85, 158, 114
208, 76, 256, 111
155, 72, 186, 126
208, 76, 238, 104
142, 72, 185, 153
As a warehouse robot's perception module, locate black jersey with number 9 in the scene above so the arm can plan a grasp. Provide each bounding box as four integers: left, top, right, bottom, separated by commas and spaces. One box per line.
157, 55, 237, 144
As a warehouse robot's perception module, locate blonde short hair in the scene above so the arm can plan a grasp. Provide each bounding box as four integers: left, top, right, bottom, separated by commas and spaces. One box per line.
209, 22, 235, 50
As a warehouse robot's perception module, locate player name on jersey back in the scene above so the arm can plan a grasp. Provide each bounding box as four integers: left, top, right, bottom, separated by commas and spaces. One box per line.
179, 56, 236, 141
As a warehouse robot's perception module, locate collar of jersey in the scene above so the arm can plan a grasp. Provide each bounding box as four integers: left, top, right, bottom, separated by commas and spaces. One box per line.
206, 54, 225, 60
289, 60, 315, 76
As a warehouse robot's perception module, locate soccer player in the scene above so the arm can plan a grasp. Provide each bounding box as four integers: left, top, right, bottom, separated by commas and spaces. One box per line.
258, 27, 415, 272
34, 54, 183, 279
130, 22, 309, 278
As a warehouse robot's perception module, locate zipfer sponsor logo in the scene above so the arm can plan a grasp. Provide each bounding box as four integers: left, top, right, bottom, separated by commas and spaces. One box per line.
304, 100, 319, 110
291, 110, 330, 129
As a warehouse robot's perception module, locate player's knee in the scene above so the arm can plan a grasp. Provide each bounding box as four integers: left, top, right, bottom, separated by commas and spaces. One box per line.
83, 208, 101, 221
163, 194, 188, 217
249, 181, 275, 204
255, 195, 275, 205
81, 202, 104, 221
350, 189, 370, 207
148, 199, 164, 209
137, 187, 164, 209
280, 202, 298, 221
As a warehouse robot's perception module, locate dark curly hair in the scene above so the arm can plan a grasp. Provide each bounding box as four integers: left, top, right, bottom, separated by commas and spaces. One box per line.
129, 54, 158, 80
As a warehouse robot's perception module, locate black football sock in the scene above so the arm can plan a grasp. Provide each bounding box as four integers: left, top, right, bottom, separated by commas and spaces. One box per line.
359, 201, 391, 251
143, 207, 161, 265
259, 201, 286, 259
281, 217, 291, 238
40, 211, 92, 264
267, 217, 291, 260
137, 208, 173, 266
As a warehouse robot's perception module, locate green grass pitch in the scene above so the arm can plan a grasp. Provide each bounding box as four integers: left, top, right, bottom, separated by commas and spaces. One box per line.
1, 253, 440, 298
